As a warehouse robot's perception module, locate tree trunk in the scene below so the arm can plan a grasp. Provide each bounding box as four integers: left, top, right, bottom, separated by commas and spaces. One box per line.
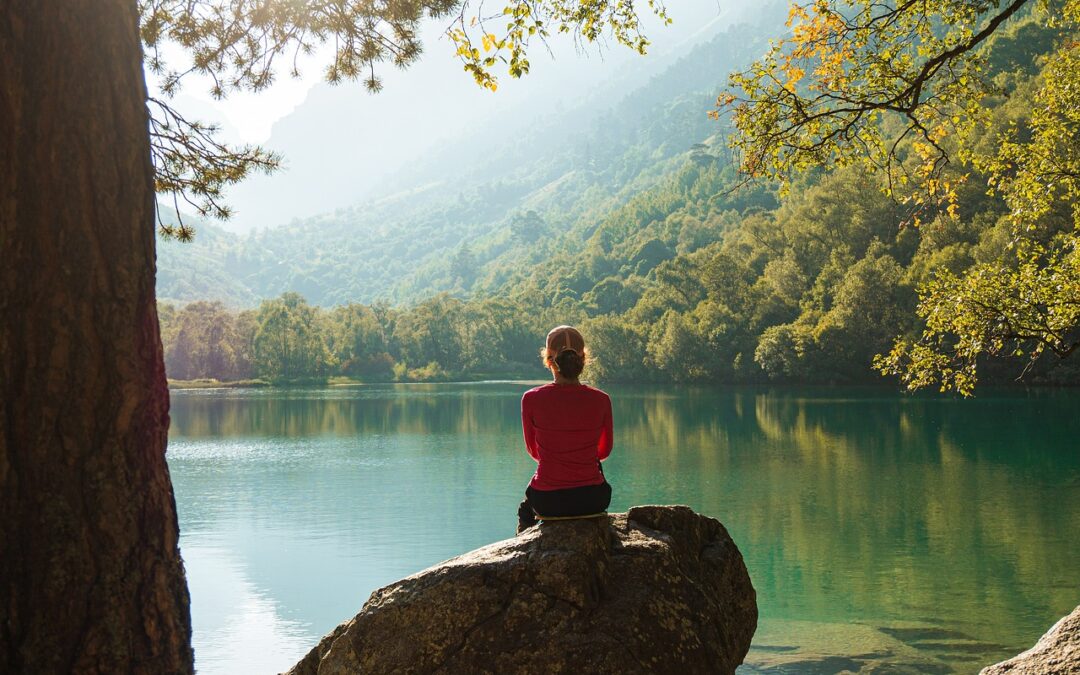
0, 2, 193, 673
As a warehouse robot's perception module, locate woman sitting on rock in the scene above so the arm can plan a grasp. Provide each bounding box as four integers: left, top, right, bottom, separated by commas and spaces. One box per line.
517, 325, 613, 534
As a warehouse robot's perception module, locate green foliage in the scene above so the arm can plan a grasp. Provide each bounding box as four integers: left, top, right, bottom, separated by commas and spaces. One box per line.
814, 243, 912, 379
325, 303, 393, 378
723, 0, 1080, 392
448, 0, 670, 91
450, 243, 478, 289
721, 0, 1036, 212
579, 315, 647, 381
755, 322, 815, 380
877, 245, 1080, 394
252, 293, 332, 381
161, 291, 547, 382
509, 210, 550, 245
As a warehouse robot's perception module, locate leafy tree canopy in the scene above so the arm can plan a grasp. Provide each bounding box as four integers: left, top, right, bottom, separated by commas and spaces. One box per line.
721, 0, 1080, 393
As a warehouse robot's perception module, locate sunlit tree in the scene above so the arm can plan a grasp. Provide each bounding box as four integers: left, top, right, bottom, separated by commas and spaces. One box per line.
326, 303, 391, 377
721, 0, 1080, 393
253, 293, 332, 380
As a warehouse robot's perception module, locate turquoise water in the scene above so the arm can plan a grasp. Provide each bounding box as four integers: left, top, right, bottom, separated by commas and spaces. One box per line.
167, 383, 1080, 673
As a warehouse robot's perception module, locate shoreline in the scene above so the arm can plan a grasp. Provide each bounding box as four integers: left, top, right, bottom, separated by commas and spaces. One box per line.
167, 374, 542, 389
166, 377, 1080, 394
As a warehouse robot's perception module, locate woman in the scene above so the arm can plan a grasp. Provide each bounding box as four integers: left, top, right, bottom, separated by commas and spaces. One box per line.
517, 325, 613, 534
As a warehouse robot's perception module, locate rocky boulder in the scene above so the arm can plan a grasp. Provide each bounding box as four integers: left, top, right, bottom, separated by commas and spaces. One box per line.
981, 606, 1080, 674
287, 505, 757, 674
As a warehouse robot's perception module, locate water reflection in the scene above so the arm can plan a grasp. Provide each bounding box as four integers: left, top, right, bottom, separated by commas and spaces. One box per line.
169, 383, 534, 439
167, 384, 1080, 674
183, 538, 311, 672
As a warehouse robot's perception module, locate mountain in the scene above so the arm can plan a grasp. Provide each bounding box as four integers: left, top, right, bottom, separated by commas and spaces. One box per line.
157, 3, 786, 308
211, 1, 760, 232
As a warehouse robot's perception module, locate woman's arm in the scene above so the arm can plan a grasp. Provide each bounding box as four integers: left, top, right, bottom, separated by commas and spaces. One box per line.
598, 396, 613, 461
521, 392, 540, 461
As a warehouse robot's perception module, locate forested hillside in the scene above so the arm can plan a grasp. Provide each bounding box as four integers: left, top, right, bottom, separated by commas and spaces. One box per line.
156, 6, 783, 307
159, 7, 1080, 387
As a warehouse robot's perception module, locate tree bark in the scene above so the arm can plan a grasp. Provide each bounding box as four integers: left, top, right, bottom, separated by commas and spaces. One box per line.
0, 2, 194, 673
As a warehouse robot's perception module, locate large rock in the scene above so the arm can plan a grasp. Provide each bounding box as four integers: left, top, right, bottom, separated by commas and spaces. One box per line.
981, 606, 1080, 674
287, 505, 757, 674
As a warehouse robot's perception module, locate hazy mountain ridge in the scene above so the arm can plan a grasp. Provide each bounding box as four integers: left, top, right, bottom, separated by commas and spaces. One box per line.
157, 6, 785, 308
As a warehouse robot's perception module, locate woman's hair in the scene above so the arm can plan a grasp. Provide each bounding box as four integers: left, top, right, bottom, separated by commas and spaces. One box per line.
553, 348, 585, 379
539, 324, 591, 379
539, 346, 590, 378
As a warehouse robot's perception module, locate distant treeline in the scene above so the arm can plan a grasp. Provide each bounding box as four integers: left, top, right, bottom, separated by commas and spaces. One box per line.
160, 293, 548, 383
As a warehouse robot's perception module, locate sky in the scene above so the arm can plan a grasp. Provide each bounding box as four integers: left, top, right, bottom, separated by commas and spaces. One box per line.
145, 1, 741, 231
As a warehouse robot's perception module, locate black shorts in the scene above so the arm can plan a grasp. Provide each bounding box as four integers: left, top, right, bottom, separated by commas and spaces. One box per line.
523, 481, 612, 518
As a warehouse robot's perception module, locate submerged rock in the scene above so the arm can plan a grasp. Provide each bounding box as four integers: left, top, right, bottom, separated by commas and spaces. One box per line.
286, 505, 757, 674
741, 620, 965, 674
981, 605, 1080, 674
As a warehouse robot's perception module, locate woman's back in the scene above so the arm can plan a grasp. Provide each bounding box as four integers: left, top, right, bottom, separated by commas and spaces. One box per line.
516, 324, 613, 532
522, 383, 612, 490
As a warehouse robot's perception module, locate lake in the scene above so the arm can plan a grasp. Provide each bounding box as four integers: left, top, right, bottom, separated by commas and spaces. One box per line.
167, 383, 1080, 674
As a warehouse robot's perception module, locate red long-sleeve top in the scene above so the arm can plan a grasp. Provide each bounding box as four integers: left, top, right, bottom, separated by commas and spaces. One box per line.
521, 383, 613, 491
